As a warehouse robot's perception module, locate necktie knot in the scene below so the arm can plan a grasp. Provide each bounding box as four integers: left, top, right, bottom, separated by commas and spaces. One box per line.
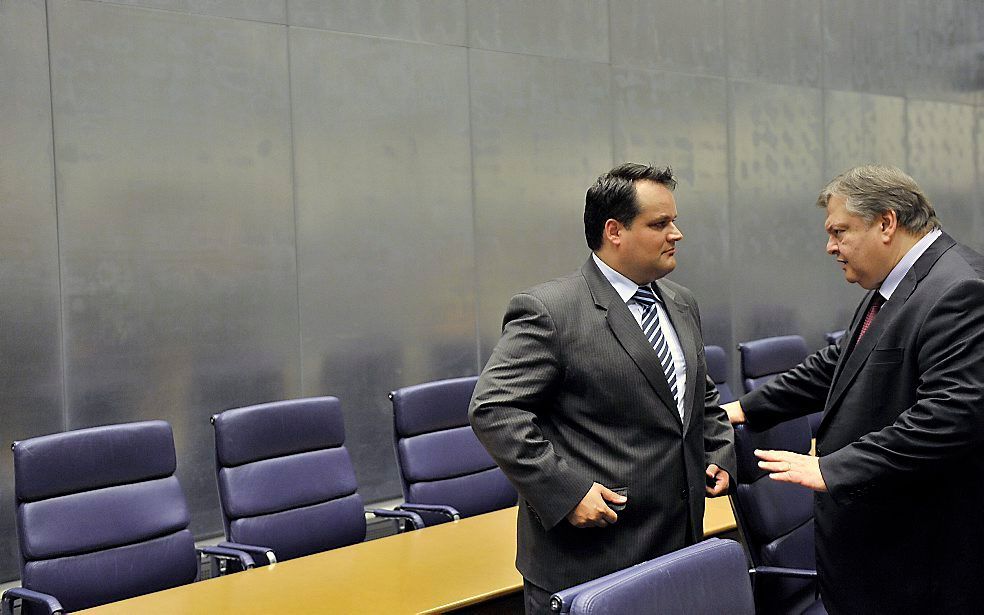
631, 286, 658, 310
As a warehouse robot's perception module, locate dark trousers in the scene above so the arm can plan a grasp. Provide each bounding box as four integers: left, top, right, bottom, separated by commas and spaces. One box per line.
523, 579, 554, 615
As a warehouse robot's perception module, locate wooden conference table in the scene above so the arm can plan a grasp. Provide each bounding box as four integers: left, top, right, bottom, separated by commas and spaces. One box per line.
79, 499, 736, 615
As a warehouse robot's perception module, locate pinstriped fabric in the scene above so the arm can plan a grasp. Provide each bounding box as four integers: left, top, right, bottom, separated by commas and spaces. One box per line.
631, 286, 680, 416
470, 258, 737, 592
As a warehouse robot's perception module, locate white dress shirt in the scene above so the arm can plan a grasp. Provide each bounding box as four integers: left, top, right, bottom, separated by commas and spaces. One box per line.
592, 253, 688, 420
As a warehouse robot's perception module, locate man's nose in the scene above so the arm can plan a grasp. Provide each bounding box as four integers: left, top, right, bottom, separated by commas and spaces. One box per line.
826, 237, 837, 254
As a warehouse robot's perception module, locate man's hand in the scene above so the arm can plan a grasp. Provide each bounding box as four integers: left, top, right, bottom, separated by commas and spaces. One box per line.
566, 482, 627, 528
755, 449, 827, 492
723, 400, 745, 424
705, 464, 730, 496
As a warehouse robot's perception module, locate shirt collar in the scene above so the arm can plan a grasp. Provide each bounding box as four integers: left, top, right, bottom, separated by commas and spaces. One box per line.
878, 227, 942, 300
591, 253, 661, 304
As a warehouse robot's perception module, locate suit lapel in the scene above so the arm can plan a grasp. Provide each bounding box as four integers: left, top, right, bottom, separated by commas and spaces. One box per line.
656, 280, 699, 433
582, 259, 680, 425
824, 233, 957, 415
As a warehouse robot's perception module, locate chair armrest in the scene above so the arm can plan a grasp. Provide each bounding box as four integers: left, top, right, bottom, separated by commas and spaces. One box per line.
752, 566, 818, 579
218, 542, 277, 565
1, 587, 64, 615
366, 507, 425, 530
199, 545, 255, 571
396, 503, 461, 522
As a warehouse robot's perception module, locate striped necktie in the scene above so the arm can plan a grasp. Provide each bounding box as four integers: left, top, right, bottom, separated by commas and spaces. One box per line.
631, 286, 681, 416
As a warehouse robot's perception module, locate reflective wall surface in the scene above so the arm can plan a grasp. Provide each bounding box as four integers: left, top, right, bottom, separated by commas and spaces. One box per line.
2, 0, 983, 580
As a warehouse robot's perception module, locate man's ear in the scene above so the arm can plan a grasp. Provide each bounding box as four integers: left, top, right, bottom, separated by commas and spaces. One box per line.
604, 219, 622, 246
878, 209, 898, 241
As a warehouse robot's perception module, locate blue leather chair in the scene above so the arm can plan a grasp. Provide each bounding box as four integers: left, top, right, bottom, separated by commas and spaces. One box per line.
738, 335, 821, 436
1, 421, 254, 615
550, 538, 754, 615
704, 344, 736, 404
738, 335, 810, 392
211, 396, 423, 562
731, 418, 824, 615
389, 376, 517, 526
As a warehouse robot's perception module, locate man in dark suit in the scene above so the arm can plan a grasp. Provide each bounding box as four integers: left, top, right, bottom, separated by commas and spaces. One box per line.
469, 163, 735, 614
725, 165, 984, 615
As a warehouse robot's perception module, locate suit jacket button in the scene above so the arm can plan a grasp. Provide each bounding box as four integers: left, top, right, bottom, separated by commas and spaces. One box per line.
680, 489, 688, 500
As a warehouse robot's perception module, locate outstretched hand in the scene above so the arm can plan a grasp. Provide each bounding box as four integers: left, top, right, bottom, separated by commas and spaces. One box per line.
755, 449, 827, 492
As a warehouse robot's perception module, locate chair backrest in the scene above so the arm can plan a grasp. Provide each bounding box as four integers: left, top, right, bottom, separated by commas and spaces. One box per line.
212, 397, 368, 561
737, 335, 810, 393
12, 420, 198, 612
389, 376, 516, 522
704, 345, 736, 403
739, 334, 823, 436
552, 538, 754, 615
732, 417, 817, 614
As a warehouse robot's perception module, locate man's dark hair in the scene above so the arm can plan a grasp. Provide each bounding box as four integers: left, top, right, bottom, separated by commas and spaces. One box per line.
584, 163, 677, 250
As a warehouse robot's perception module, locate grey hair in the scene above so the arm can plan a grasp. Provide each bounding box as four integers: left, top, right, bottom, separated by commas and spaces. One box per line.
816, 165, 940, 233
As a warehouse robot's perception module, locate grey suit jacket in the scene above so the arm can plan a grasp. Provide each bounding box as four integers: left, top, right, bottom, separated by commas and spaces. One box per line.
742, 232, 984, 615
469, 257, 735, 591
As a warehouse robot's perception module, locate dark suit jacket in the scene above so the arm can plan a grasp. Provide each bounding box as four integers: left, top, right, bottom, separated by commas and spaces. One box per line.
742, 232, 984, 615
469, 258, 735, 592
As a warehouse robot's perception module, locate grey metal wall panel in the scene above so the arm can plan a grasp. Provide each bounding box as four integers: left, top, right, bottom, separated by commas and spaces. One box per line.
467, 0, 608, 63
289, 29, 474, 499
902, 0, 983, 106
977, 108, 984, 251
725, 0, 822, 87
824, 90, 907, 177
907, 100, 977, 249
610, 0, 725, 76
48, 0, 298, 535
0, 0, 64, 581
823, 0, 903, 97
731, 81, 860, 352
470, 50, 612, 359
288, 0, 466, 46
101, 0, 286, 23
612, 68, 731, 349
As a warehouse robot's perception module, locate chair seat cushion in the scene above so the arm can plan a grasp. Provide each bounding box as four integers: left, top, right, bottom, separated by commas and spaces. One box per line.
398, 426, 497, 482
406, 468, 516, 517
21, 530, 197, 613
218, 448, 358, 518
14, 421, 176, 501
392, 377, 478, 436
18, 476, 190, 559
214, 397, 344, 466
229, 493, 366, 560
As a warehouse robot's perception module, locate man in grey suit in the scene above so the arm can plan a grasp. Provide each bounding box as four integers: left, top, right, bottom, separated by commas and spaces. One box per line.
469, 163, 735, 614
725, 165, 984, 614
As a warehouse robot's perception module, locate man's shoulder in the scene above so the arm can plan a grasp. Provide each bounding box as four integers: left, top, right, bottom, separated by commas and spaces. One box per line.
655, 277, 696, 306
920, 240, 984, 290
521, 270, 590, 305
948, 241, 984, 278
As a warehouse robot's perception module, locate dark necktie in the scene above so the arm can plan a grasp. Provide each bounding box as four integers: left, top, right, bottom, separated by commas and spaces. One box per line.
857, 293, 885, 342
847, 293, 886, 356
631, 286, 681, 417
